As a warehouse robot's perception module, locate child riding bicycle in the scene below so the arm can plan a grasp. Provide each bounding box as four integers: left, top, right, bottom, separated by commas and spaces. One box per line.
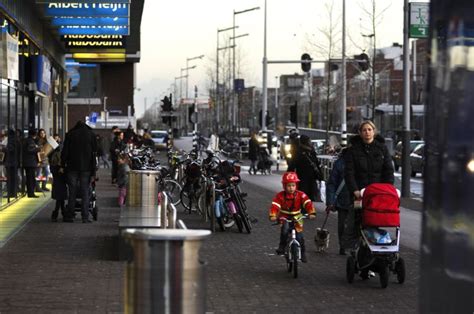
269, 172, 316, 263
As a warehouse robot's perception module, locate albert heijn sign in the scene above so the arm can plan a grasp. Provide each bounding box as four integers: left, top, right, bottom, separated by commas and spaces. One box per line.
42, 2, 130, 17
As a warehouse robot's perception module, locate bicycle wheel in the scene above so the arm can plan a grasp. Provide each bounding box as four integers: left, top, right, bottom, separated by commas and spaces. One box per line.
180, 188, 195, 213
292, 244, 299, 279
234, 213, 243, 233
163, 179, 182, 206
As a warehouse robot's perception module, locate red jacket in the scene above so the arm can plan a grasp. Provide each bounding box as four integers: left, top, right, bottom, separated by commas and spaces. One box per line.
269, 190, 315, 232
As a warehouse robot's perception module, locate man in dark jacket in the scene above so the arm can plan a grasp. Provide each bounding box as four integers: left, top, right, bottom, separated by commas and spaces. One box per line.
22, 129, 40, 198
61, 121, 97, 223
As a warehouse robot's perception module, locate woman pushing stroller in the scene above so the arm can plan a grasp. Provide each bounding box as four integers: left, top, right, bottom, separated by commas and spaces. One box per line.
343, 121, 394, 276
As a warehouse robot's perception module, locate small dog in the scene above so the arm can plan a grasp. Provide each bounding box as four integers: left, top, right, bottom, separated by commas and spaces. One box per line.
314, 228, 330, 252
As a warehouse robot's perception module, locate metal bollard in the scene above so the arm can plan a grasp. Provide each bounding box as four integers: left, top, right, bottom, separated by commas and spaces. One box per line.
127, 170, 160, 207
124, 229, 211, 314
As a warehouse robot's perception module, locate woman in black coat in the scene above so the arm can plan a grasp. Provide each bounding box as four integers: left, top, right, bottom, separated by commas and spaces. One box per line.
288, 134, 323, 202
343, 121, 394, 258
49, 135, 67, 221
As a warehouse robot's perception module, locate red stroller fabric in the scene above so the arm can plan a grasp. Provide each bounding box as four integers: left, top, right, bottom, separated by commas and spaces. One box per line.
362, 183, 400, 227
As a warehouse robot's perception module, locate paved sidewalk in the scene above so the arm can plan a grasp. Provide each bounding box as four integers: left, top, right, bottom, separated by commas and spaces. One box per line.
179, 179, 420, 314
0, 169, 124, 313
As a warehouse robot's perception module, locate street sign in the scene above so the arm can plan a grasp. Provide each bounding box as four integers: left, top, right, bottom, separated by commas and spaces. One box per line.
409, 2, 429, 38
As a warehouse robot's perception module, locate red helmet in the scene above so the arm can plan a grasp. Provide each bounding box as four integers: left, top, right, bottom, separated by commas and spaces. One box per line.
282, 172, 300, 185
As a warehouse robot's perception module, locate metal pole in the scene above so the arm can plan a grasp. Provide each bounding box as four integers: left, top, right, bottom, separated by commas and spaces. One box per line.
232, 12, 236, 133
341, 0, 347, 147
194, 86, 198, 135
262, 0, 268, 131
216, 30, 220, 128
275, 76, 278, 130
401, 0, 411, 197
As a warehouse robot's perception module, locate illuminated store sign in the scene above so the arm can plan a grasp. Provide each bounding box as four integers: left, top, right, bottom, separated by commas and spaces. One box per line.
38, 0, 130, 3
59, 25, 129, 36
65, 40, 124, 47
45, 3, 129, 17
52, 17, 129, 27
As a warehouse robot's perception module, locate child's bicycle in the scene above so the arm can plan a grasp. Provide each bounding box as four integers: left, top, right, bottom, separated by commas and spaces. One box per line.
273, 215, 308, 279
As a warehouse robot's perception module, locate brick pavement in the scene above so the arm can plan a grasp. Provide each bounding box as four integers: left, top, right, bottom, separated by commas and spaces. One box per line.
179, 179, 420, 314
0, 169, 124, 313
0, 165, 420, 313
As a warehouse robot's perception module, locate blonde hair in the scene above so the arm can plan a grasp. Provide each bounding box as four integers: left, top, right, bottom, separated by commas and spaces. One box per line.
358, 120, 376, 133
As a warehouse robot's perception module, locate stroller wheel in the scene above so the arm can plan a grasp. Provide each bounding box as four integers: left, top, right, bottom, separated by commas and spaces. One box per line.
379, 265, 389, 289
346, 256, 356, 284
395, 257, 406, 284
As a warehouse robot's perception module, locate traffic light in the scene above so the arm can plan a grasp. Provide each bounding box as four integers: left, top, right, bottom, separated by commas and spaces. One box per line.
266, 112, 273, 127
330, 63, 339, 71
289, 103, 297, 124
188, 104, 195, 124
354, 53, 370, 72
346, 106, 355, 122
301, 53, 312, 73
161, 96, 173, 112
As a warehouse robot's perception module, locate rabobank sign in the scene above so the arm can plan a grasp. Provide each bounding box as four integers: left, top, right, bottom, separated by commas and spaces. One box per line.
45, 3, 129, 17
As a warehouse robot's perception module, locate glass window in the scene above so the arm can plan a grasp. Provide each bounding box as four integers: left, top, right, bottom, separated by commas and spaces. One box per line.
0, 83, 7, 130
17, 93, 23, 131
9, 84, 16, 129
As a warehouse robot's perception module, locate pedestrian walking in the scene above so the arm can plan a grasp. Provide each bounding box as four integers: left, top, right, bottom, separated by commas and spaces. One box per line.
49, 134, 67, 222
325, 148, 352, 255
110, 131, 126, 184
248, 132, 259, 175
36, 129, 50, 191
61, 120, 97, 223
116, 154, 130, 206
22, 129, 40, 198
343, 121, 394, 276
288, 134, 323, 203
96, 134, 110, 168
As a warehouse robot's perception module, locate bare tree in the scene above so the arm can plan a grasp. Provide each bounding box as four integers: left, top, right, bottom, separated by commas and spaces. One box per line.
356, 0, 392, 120
306, 0, 342, 139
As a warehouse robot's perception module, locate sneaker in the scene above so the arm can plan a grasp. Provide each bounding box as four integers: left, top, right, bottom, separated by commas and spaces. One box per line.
82, 217, 93, 223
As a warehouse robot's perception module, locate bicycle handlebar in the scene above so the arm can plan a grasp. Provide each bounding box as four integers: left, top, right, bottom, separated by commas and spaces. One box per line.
271, 214, 309, 226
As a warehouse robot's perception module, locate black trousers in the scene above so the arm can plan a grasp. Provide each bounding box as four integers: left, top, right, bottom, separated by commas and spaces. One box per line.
66, 171, 91, 219
336, 207, 349, 249
6, 166, 18, 198
24, 167, 36, 196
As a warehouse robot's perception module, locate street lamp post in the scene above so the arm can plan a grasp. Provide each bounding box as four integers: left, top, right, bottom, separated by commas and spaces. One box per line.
217, 26, 237, 130
233, 6, 260, 133
186, 54, 204, 100
275, 76, 279, 130
341, 0, 347, 147
262, 0, 268, 131
362, 33, 375, 120
181, 65, 197, 133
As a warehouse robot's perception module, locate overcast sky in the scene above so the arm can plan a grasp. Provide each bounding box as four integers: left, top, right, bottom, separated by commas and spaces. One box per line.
134, 0, 429, 117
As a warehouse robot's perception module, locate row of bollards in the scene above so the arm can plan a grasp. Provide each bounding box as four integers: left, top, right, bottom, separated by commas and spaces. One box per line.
124, 170, 211, 314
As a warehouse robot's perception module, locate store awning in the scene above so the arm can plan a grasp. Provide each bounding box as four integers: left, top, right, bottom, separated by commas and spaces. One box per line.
35, 0, 144, 63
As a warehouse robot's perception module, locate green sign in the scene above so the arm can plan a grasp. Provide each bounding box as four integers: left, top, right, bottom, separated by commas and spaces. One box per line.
409, 2, 429, 38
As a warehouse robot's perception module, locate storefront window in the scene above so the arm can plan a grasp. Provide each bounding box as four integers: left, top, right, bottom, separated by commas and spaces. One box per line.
0, 82, 7, 130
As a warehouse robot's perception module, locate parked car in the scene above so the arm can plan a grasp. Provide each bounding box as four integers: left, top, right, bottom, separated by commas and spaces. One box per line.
393, 140, 424, 171
410, 143, 424, 177
150, 130, 169, 150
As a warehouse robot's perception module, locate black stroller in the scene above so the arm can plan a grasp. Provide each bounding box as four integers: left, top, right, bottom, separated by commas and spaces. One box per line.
74, 178, 99, 221
256, 147, 273, 175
